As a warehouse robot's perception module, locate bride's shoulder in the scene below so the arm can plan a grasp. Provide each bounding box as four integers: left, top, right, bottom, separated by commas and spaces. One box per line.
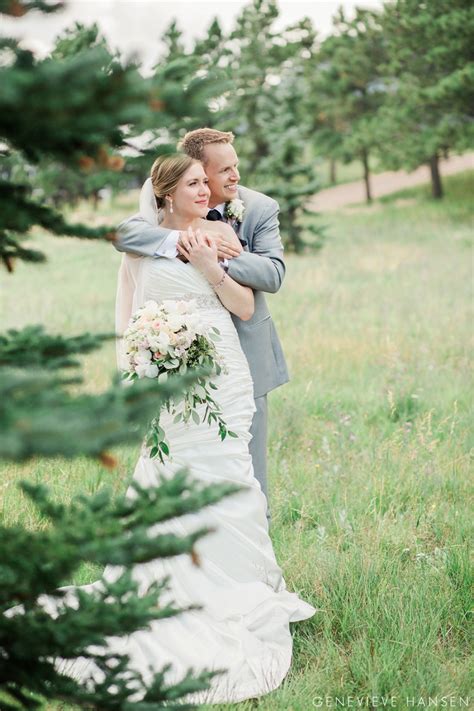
199, 220, 235, 235
196, 218, 226, 234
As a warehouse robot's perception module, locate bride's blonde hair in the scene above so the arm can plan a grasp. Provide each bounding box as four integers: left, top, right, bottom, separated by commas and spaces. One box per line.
150, 153, 199, 208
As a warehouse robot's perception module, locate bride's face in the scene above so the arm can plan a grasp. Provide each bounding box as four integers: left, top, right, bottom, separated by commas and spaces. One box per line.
171, 162, 210, 218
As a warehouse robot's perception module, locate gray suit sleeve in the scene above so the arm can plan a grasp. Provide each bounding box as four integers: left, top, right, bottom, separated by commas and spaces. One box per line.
114, 213, 173, 258
226, 200, 285, 294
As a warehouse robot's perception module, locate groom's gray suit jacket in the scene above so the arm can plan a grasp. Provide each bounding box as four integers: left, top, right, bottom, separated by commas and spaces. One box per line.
115, 185, 289, 399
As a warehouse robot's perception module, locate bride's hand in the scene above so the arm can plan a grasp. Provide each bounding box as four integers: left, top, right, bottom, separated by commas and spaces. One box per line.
177, 227, 218, 271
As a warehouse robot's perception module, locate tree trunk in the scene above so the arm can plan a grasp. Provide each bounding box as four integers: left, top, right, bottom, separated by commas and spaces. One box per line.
362, 149, 372, 203
429, 154, 443, 199
329, 158, 337, 185
286, 208, 304, 253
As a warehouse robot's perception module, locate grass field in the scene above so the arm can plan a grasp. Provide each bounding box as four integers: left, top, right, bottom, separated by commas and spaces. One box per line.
1, 172, 472, 709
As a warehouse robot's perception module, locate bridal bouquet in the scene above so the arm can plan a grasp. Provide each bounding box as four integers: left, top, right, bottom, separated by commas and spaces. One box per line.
123, 299, 236, 461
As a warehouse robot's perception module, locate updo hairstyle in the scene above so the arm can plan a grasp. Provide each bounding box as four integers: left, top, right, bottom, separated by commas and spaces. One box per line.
150, 153, 199, 209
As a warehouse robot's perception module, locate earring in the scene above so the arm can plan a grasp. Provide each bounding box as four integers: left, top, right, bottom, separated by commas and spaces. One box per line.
167, 196, 174, 213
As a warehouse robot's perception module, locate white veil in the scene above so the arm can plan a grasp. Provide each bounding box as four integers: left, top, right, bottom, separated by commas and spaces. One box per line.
115, 178, 159, 370
138, 177, 159, 226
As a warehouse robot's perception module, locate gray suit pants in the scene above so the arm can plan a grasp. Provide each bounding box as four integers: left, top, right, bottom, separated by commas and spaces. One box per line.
248, 395, 270, 522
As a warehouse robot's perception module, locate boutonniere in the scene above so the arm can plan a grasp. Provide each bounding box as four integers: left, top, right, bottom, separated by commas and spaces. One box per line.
224, 198, 245, 223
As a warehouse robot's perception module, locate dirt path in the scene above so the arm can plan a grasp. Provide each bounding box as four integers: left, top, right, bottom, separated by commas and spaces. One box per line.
310, 153, 474, 212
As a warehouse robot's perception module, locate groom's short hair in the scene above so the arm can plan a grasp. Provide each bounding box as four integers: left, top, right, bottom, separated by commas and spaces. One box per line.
178, 128, 234, 163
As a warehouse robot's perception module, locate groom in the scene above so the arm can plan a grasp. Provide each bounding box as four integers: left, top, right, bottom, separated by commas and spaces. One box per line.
115, 128, 288, 522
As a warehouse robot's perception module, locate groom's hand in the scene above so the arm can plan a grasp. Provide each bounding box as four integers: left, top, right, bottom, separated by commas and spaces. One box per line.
210, 229, 243, 261
178, 226, 242, 261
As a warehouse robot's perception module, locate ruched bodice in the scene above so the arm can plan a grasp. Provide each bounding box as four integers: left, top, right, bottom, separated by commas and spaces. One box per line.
143, 257, 224, 304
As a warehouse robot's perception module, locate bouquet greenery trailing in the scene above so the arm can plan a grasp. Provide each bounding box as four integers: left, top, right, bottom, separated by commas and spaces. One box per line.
123, 298, 237, 461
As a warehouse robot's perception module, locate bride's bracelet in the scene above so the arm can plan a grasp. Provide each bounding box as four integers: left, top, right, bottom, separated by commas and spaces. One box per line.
212, 271, 227, 290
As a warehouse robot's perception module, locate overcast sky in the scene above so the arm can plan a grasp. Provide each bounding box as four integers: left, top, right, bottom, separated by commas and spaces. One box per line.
2, 0, 383, 70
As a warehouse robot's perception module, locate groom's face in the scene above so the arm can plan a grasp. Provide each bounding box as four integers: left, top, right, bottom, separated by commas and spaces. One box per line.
202, 143, 240, 207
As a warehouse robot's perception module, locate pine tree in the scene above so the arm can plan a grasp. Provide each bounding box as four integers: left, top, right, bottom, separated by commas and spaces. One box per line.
193, 17, 228, 78
312, 7, 387, 203
378, 0, 474, 198
124, 18, 228, 173
49, 22, 133, 206
224, 0, 282, 173
0, 2, 239, 707
256, 59, 324, 252
0, 32, 148, 269
161, 19, 186, 59
223, 0, 323, 250
1, 473, 240, 709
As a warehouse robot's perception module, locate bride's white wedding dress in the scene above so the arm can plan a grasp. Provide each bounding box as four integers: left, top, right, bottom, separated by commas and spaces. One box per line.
60, 256, 316, 704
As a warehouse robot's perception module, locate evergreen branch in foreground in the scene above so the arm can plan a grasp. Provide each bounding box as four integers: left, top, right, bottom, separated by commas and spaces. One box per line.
0, 326, 113, 369
1, 472, 242, 709
0, 368, 200, 462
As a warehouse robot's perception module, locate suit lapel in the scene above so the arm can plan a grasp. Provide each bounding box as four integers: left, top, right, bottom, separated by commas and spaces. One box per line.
235, 188, 247, 248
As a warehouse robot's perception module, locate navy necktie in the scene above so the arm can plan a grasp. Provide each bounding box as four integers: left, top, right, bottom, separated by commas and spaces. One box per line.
207, 209, 223, 221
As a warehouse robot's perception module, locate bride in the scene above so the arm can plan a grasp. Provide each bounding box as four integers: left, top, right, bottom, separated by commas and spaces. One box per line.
91, 154, 316, 704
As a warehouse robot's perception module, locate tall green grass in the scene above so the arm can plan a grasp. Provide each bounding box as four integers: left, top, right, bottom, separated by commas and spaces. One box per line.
1, 172, 472, 709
